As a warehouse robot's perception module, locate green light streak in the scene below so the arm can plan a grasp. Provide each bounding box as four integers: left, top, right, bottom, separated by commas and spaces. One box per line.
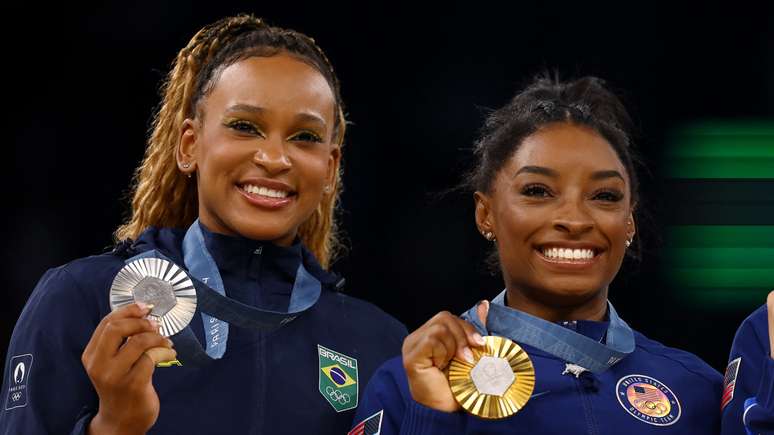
668, 248, 774, 268
665, 121, 774, 178
674, 288, 772, 308
666, 226, 774, 247
668, 268, 774, 288
664, 225, 774, 307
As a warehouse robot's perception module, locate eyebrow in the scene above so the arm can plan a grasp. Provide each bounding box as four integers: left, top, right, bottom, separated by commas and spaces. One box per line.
514, 165, 625, 182
295, 111, 327, 127
513, 166, 558, 178
226, 103, 264, 114
225, 104, 327, 127
590, 170, 625, 182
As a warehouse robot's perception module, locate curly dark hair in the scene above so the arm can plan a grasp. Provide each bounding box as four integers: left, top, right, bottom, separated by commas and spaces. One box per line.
467, 73, 644, 260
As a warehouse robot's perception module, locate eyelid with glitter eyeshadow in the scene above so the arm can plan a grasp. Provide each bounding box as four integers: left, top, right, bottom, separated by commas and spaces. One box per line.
223, 118, 265, 137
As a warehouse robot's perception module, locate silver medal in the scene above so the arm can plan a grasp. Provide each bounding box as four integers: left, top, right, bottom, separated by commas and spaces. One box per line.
110, 257, 197, 337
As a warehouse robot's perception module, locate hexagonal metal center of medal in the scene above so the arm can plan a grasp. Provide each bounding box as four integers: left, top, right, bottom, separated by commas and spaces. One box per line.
470, 356, 515, 397
133, 277, 176, 317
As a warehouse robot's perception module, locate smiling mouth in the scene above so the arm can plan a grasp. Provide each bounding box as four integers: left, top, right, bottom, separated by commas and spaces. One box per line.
238, 183, 295, 199
536, 246, 602, 264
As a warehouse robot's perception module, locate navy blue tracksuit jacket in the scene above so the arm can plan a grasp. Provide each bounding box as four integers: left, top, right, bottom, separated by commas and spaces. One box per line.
0, 226, 407, 434
353, 317, 722, 434
722, 304, 774, 435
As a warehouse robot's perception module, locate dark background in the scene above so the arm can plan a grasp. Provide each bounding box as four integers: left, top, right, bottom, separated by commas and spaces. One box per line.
3, 1, 773, 373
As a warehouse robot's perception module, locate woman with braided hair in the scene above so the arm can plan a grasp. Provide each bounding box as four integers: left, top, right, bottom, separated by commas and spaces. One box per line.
0, 15, 406, 435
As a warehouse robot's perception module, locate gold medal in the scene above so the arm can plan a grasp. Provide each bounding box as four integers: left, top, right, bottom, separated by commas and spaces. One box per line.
447, 336, 535, 419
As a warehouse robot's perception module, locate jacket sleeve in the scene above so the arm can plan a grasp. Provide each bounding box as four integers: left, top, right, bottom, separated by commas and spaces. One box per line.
349, 357, 466, 435
722, 306, 774, 435
741, 357, 774, 434
0, 266, 103, 435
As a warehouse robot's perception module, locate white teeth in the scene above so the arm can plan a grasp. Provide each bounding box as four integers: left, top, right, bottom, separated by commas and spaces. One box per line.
242, 184, 289, 198
541, 247, 595, 261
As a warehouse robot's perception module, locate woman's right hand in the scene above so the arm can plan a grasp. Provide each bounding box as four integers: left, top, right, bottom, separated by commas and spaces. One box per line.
402, 301, 489, 412
82, 303, 176, 435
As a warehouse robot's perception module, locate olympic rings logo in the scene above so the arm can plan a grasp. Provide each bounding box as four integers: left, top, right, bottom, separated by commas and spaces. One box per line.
634, 399, 668, 416
10, 392, 21, 402
325, 386, 350, 404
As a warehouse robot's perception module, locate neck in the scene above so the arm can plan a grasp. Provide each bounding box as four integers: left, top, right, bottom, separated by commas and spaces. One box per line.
197, 216, 296, 247
504, 286, 609, 322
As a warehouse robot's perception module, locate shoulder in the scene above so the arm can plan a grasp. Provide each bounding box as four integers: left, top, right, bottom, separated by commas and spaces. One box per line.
60, 252, 127, 285
28, 254, 123, 310
727, 304, 769, 380
19, 226, 185, 327
366, 356, 410, 397
8, 253, 125, 358
732, 304, 768, 349
631, 329, 722, 387
321, 291, 409, 339
16, 253, 127, 332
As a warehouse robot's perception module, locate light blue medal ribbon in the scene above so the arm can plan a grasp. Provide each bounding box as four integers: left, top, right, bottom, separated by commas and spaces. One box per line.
181, 219, 321, 359
461, 290, 635, 373
181, 221, 230, 359
124, 219, 322, 363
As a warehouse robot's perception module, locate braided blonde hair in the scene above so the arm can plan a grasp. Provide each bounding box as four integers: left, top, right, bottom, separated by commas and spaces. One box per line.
115, 15, 346, 268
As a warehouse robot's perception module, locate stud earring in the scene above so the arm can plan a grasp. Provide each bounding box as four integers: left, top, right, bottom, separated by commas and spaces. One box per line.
182, 163, 191, 169
483, 231, 496, 242
625, 238, 632, 248
323, 185, 332, 194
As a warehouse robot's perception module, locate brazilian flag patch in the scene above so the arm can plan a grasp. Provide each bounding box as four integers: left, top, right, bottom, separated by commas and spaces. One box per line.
318, 344, 358, 412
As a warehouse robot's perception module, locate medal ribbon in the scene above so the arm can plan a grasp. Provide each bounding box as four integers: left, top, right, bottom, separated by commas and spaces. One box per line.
125, 219, 322, 364
461, 290, 635, 373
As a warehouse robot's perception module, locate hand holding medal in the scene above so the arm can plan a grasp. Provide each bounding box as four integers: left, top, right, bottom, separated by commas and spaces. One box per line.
81, 257, 197, 434
81, 303, 174, 435
402, 301, 491, 413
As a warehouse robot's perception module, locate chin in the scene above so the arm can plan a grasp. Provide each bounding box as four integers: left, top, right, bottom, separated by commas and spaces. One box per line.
533, 279, 607, 306
228, 216, 296, 242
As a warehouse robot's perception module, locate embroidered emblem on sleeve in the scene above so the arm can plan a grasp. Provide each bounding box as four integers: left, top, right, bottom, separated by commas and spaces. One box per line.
5, 354, 33, 410
721, 357, 741, 410
348, 409, 383, 435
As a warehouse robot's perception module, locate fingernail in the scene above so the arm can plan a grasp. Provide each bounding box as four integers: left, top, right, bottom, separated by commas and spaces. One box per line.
149, 319, 159, 330
463, 347, 474, 364
166, 339, 174, 347
136, 302, 155, 312
473, 333, 486, 346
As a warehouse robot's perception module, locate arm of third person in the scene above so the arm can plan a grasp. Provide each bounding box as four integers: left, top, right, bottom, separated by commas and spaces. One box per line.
768, 291, 774, 359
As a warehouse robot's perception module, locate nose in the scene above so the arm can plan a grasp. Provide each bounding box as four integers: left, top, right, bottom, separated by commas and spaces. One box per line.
551, 201, 594, 236
252, 137, 292, 174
